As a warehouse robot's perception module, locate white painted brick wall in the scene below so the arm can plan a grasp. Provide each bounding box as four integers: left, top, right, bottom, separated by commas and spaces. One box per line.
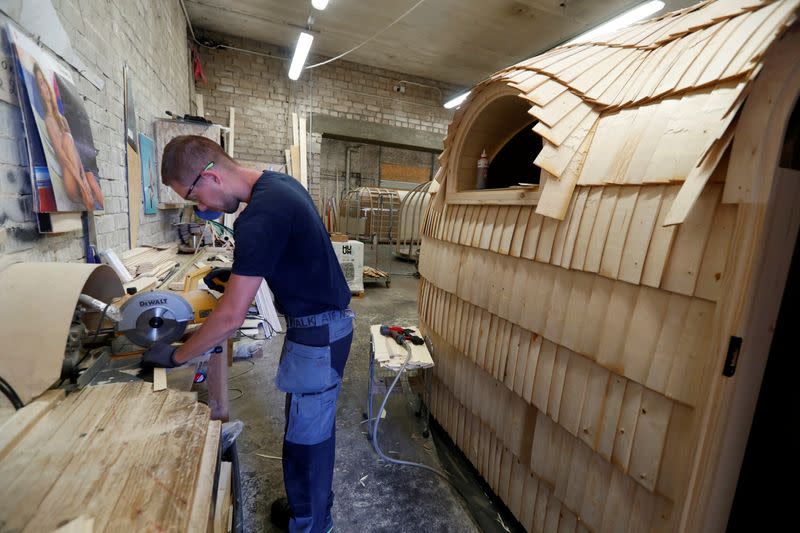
0, 0, 191, 265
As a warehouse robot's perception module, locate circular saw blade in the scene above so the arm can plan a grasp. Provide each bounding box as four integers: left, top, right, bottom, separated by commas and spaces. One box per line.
118, 291, 194, 347
126, 306, 186, 347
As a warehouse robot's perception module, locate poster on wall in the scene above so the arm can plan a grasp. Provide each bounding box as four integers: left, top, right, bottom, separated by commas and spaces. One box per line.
6, 24, 103, 212
55, 72, 104, 208
139, 133, 158, 214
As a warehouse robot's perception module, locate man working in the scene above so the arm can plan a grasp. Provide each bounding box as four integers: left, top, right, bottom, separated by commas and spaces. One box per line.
143, 135, 352, 533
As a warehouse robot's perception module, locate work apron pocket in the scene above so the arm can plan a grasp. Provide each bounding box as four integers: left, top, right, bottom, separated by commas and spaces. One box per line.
276, 339, 338, 393
286, 384, 340, 445
328, 316, 354, 343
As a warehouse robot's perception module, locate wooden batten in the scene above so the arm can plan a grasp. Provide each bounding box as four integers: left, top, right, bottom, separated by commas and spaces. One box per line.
419, 2, 800, 532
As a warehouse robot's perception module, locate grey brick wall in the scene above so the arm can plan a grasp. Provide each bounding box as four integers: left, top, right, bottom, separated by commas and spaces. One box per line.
194, 31, 457, 206
0, 0, 191, 266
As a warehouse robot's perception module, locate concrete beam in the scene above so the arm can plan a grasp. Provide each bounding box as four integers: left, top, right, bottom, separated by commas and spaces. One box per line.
310, 114, 443, 152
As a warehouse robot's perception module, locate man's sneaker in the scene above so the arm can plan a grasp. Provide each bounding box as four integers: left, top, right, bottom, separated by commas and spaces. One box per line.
270, 497, 291, 531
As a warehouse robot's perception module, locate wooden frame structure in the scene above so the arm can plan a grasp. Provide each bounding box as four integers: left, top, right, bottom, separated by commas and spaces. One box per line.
418, 1, 800, 531
339, 187, 401, 244
394, 180, 436, 260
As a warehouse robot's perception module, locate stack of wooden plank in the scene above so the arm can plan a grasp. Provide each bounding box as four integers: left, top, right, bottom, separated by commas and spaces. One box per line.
0, 383, 224, 532
419, 1, 799, 531
118, 244, 181, 292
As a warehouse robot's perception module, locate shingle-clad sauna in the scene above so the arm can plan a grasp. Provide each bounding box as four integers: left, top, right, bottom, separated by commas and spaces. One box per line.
418, 1, 800, 531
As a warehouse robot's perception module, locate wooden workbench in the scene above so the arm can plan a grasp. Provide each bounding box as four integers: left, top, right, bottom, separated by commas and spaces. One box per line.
0, 382, 226, 532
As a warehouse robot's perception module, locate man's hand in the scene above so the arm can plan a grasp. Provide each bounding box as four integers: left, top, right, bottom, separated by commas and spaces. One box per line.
204, 267, 232, 293
142, 343, 178, 369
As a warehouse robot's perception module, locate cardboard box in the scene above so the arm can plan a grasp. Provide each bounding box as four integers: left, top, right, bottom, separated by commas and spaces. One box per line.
331, 240, 364, 293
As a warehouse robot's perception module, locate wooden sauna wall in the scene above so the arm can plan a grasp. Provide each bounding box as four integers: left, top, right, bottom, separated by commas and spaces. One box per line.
416, 2, 800, 530
418, 178, 737, 531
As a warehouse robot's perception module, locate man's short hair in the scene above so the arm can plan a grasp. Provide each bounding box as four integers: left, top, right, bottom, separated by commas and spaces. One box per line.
161, 135, 235, 187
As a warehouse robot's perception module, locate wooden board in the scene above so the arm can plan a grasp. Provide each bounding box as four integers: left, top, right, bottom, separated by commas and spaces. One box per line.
640, 185, 680, 288
0, 389, 64, 461
299, 116, 308, 189
290, 145, 301, 180
381, 162, 432, 183
618, 186, 665, 284
126, 144, 141, 247
664, 130, 734, 226
190, 419, 222, 532
660, 184, 722, 296
0, 383, 215, 532
153, 368, 167, 392
214, 461, 233, 533
558, 352, 591, 436
598, 186, 639, 280
578, 364, 611, 450
621, 286, 671, 384
584, 186, 619, 273
628, 389, 673, 491
694, 203, 737, 301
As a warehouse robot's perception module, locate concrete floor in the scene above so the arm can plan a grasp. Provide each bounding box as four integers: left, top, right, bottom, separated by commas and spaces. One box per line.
226, 253, 489, 532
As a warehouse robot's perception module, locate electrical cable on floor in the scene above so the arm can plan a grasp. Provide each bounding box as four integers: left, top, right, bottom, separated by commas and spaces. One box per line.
369, 344, 449, 480
367, 345, 480, 513
228, 360, 256, 380
229, 388, 244, 401
0, 375, 24, 410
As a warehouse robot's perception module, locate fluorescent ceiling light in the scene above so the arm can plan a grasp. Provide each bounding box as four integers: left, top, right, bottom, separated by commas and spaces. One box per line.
444, 91, 471, 109
568, 1, 665, 44
289, 32, 314, 80
312, 0, 329, 10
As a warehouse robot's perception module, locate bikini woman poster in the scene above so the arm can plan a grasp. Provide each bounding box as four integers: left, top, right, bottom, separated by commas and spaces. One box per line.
7, 24, 104, 212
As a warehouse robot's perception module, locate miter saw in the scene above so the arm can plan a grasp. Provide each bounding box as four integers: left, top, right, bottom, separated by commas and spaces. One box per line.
64, 266, 219, 385
116, 289, 198, 347
116, 265, 218, 347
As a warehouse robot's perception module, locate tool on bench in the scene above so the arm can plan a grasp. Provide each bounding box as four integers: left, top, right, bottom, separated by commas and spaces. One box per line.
117, 266, 217, 346
77, 265, 218, 351
165, 110, 212, 124
379, 325, 425, 346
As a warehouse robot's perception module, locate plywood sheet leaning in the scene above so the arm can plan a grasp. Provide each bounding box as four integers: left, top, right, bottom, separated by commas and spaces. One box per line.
0, 264, 123, 404
126, 143, 141, 247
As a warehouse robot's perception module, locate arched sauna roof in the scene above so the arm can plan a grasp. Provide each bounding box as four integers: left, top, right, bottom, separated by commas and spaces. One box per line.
435, 0, 800, 221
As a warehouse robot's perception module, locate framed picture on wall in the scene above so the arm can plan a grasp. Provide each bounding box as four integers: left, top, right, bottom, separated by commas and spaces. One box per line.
139, 133, 158, 215
7, 23, 103, 212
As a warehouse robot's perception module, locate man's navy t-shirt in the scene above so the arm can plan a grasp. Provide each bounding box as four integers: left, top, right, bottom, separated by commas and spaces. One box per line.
231, 171, 350, 318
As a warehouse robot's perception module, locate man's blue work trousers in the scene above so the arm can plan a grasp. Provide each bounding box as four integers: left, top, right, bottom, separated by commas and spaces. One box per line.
278, 311, 353, 533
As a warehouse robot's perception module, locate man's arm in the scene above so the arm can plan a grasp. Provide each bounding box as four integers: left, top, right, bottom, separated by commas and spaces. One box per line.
173, 273, 263, 364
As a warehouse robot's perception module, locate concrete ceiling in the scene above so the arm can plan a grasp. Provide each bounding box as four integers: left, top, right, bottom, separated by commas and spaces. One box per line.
185, 0, 698, 89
